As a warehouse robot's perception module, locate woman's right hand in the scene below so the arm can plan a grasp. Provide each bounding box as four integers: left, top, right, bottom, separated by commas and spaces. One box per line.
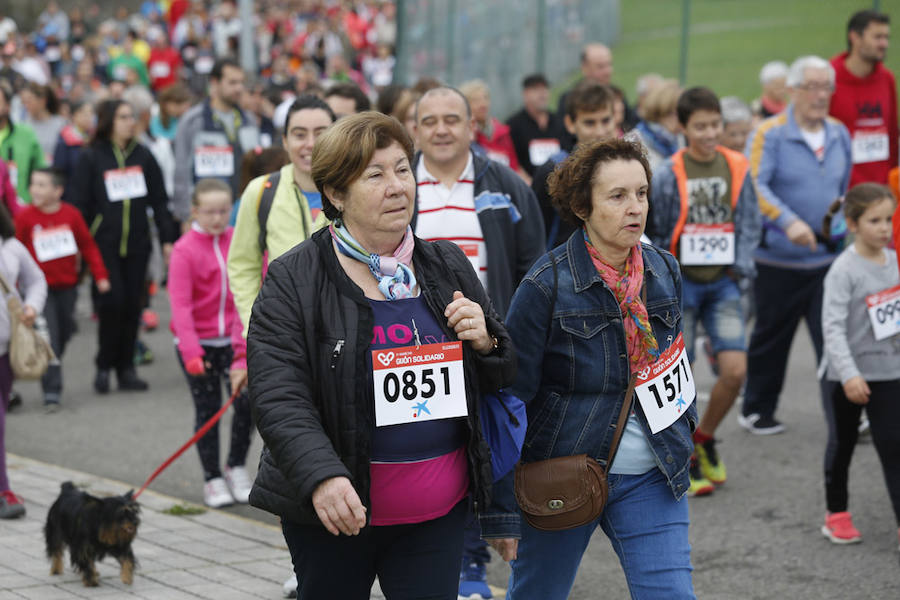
842, 376, 870, 405
311, 476, 367, 536
488, 538, 519, 562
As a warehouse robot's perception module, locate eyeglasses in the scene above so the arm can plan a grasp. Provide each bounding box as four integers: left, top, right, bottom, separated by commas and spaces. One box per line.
795, 83, 835, 93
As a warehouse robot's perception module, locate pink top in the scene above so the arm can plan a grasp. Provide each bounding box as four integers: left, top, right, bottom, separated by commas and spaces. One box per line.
167, 225, 246, 368
369, 447, 469, 526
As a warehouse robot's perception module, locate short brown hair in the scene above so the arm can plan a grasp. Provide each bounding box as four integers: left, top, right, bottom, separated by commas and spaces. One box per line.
548, 139, 651, 224
565, 81, 612, 120
192, 178, 233, 206
312, 111, 414, 220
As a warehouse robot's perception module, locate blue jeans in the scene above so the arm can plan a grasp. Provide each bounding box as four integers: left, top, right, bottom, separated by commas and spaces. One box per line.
506, 469, 695, 600
681, 275, 746, 363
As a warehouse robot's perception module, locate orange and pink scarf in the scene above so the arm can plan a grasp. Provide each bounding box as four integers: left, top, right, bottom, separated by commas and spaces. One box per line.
583, 230, 660, 375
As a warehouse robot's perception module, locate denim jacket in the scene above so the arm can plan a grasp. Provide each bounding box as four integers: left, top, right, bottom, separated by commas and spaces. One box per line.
479, 233, 698, 539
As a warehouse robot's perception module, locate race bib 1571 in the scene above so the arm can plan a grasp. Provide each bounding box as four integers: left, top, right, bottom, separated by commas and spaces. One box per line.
371, 341, 468, 427
635, 333, 696, 434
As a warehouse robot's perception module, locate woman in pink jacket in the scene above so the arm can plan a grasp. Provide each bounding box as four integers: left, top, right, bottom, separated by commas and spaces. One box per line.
167, 178, 252, 509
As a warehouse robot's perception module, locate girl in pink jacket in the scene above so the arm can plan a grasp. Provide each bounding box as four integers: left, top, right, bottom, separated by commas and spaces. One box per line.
167, 179, 252, 509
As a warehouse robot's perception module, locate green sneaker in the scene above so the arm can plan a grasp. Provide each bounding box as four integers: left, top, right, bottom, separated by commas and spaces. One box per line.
696, 438, 726, 484
688, 455, 714, 497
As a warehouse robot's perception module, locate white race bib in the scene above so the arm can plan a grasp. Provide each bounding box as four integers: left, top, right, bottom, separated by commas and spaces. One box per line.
371, 341, 468, 427
528, 138, 560, 167
866, 284, 900, 341
679, 223, 735, 266
194, 146, 234, 177
852, 130, 889, 164
33, 225, 77, 262
195, 56, 214, 74
104, 167, 148, 201
486, 150, 510, 167
149, 61, 171, 79
635, 333, 696, 434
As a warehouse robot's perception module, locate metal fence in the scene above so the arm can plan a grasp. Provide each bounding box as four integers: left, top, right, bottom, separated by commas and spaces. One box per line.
395, 0, 620, 120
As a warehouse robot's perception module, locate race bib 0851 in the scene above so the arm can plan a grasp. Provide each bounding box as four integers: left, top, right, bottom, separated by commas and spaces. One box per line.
371, 341, 468, 427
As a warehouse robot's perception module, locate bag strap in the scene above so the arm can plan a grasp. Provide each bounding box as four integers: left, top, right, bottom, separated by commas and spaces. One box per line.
0, 268, 11, 297
545, 249, 558, 346
603, 282, 647, 469
256, 170, 282, 255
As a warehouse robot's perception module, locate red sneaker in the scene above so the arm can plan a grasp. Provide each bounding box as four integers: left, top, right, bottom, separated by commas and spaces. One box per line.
0, 490, 25, 519
142, 309, 160, 331
821, 511, 862, 544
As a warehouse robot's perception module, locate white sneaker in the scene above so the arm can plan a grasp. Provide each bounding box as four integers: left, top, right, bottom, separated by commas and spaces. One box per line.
224, 466, 253, 503
203, 477, 234, 508
283, 573, 298, 598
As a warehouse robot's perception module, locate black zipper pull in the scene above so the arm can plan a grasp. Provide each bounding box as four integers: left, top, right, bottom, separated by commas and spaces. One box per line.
330, 340, 344, 370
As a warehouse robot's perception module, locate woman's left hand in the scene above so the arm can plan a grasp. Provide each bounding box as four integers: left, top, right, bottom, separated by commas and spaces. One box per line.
230, 368, 248, 396
445, 291, 494, 355
21, 305, 37, 327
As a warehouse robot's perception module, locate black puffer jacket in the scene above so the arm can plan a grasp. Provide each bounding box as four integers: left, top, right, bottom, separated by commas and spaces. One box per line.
247, 227, 517, 526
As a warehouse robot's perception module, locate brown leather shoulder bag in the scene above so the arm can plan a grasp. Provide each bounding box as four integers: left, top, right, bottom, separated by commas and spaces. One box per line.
513, 249, 641, 531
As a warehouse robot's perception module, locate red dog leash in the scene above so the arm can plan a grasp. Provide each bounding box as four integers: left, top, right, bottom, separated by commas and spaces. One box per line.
134, 388, 242, 499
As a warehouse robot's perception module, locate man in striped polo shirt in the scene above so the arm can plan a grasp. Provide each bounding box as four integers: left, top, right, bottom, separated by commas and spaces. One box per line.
411, 86, 544, 599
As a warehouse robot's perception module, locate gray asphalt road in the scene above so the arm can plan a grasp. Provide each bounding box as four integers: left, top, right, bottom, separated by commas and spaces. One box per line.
7, 283, 900, 598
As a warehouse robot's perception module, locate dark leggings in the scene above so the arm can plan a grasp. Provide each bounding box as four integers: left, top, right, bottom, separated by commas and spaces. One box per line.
176, 344, 252, 481
822, 378, 900, 524
95, 249, 148, 372
282, 499, 468, 600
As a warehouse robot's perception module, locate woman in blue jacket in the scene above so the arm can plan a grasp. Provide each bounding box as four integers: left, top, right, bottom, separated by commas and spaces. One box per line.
484, 139, 697, 599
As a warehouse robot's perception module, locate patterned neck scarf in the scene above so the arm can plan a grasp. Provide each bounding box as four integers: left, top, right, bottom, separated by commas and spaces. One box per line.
583, 229, 660, 374
330, 223, 417, 300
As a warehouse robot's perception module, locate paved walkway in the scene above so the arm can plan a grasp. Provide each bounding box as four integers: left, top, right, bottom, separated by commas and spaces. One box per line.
0, 454, 372, 599
1, 455, 508, 599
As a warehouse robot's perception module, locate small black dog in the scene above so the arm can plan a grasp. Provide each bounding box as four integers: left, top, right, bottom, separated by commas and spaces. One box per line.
44, 481, 141, 587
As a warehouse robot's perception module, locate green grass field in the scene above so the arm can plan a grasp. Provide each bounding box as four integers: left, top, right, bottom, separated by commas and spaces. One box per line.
604, 0, 899, 103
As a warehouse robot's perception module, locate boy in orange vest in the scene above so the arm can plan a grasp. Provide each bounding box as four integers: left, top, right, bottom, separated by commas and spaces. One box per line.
647, 87, 761, 496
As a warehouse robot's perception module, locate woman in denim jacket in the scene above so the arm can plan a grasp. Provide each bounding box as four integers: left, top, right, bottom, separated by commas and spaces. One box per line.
483, 139, 697, 599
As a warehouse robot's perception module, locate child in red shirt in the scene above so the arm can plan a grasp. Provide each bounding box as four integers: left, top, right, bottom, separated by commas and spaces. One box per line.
15, 168, 109, 410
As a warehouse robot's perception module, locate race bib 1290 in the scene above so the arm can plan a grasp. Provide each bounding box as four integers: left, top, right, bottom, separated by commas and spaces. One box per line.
679, 223, 735, 266
371, 341, 468, 427
866, 284, 900, 341
635, 333, 696, 434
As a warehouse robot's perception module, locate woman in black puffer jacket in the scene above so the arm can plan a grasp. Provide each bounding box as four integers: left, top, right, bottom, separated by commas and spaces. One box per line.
247, 112, 516, 599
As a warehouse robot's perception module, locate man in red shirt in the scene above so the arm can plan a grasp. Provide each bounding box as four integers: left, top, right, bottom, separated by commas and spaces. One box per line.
147, 31, 182, 92
829, 10, 896, 187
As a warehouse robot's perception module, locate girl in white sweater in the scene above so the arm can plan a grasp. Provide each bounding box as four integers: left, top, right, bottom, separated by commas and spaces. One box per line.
820, 183, 900, 548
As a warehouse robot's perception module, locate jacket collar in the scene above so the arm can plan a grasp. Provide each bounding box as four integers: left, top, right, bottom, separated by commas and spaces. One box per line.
784, 104, 841, 148
567, 232, 661, 294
